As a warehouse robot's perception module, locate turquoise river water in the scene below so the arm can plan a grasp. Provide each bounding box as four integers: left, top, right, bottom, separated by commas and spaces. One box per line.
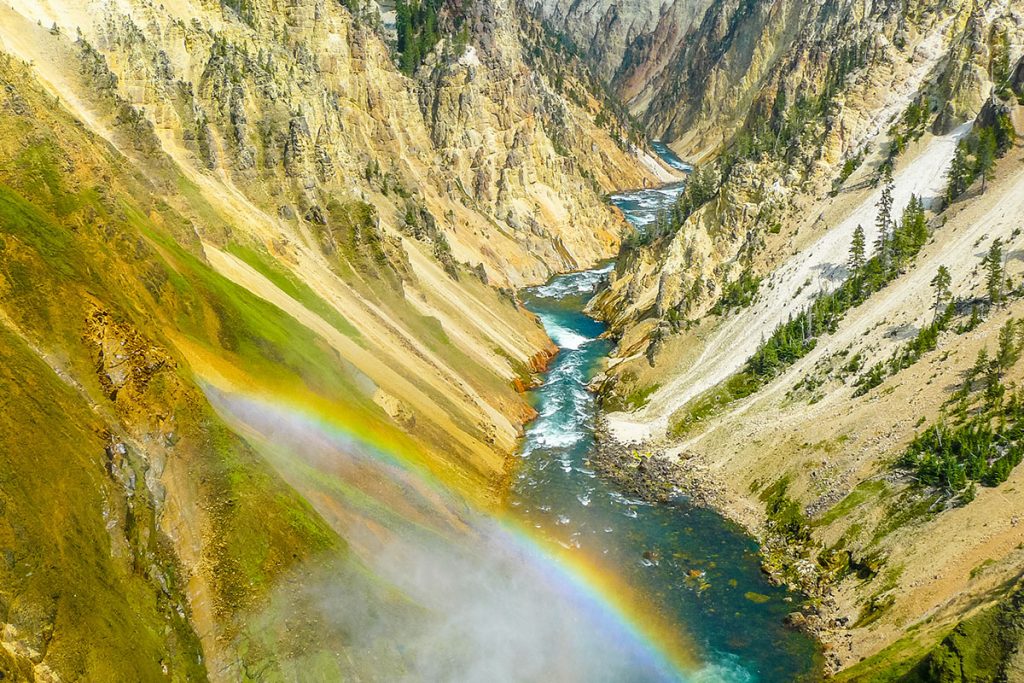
509, 181, 823, 682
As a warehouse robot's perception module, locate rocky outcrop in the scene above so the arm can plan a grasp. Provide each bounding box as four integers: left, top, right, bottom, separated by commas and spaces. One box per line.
525, 0, 713, 105
591, 0, 1019, 341
932, 2, 996, 133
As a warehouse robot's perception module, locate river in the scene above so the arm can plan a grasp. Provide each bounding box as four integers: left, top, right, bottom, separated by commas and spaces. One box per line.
204, 154, 823, 681
510, 178, 823, 681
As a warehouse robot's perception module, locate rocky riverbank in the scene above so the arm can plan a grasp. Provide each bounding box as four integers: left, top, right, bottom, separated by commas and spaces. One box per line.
590, 420, 722, 506
590, 420, 851, 675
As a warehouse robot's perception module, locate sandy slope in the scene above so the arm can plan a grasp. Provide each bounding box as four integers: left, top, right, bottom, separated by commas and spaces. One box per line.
671, 151, 1024, 668
607, 124, 971, 442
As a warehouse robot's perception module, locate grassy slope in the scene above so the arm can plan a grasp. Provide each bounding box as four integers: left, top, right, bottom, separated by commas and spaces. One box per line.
0, 325, 207, 681
0, 55, 433, 679
836, 578, 1024, 682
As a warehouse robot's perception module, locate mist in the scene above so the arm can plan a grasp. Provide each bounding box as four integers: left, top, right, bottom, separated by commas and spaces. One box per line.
203, 388, 709, 682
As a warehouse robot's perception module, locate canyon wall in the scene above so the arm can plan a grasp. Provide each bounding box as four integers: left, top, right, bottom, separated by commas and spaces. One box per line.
0, 0, 667, 677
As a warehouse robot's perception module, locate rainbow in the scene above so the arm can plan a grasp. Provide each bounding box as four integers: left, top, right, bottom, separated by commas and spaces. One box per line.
495, 516, 701, 678
204, 387, 706, 682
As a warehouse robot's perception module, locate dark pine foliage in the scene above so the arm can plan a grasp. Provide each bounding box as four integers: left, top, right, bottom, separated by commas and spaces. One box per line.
944, 112, 1016, 203
395, 0, 469, 75
747, 196, 929, 381
899, 319, 1024, 498
712, 269, 761, 315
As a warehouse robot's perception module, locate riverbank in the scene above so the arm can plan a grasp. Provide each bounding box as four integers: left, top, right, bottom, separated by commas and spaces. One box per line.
589, 421, 851, 675
581, 171, 841, 671
585, 115, 1024, 680
510, 214, 822, 679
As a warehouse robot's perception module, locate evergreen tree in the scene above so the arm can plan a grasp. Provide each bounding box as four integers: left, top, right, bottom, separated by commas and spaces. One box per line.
984, 238, 1005, 304
985, 358, 1005, 408
997, 318, 1020, 370
891, 195, 928, 270
874, 166, 894, 268
945, 141, 971, 204
849, 224, 866, 272
931, 265, 951, 319
977, 127, 997, 193
396, 0, 411, 53
969, 347, 991, 393
394, 0, 446, 75
903, 195, 928, 249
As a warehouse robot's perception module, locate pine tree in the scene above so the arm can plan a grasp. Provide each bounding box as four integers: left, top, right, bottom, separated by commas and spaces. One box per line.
985, 238, 1005, 305
931, 265, 951, 319
396, 0, 412, 53
997, 318, 1020, 370
945, 142, 971, 203
985, 359, 1005, 408
874, 166, 894, 268
977, 127, 997, 193
849, 224, 866, 272
971, 347, 991, 392
908, 194, 929, 247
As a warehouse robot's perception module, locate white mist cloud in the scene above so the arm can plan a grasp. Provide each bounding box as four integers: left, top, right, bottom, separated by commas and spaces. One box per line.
204, 389, 747, 682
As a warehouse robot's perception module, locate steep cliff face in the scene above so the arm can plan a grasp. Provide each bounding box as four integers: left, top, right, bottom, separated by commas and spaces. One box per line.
0, 0, 668, 678
592, 0, 991, 338
643, 0, 952, 159
590, 0, 1024, 675
415, 0, 648, 280
524, 0, 714, 112
524, 0, 665, 81
2, 0, 660, 289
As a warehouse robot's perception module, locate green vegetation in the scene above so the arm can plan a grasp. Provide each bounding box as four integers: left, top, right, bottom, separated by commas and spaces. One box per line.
401, 200, 459, 278
898, 579, 1024, 682
854, 300, 955, 396
603, 380, 663, 412
0, 327, 209, 681
622, 38, 875, 256
855, 591, 897, 628
898, 319, 1024, 499
876, 97, 931, 178
870, 490, 940, 546
831, 635, 930, 682
712, 269, 761, 315
669, 372, 760, 437
748, 194, 929, 380
672, 164, 719, 227
983, 238, 1006, 304
849, 224, 866, 271
944, 113, 1016, 203
225, 242, 363, 341
990, 29, 1014, 101
622, 383, 661, 411
834, 579, 1024, 682
814, 479, 887, 527
395, 0, 443, 74
0, 59, 435, 679
759, 477, 810, 543
831, 152, 864, 195
146, 226, 370, 401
